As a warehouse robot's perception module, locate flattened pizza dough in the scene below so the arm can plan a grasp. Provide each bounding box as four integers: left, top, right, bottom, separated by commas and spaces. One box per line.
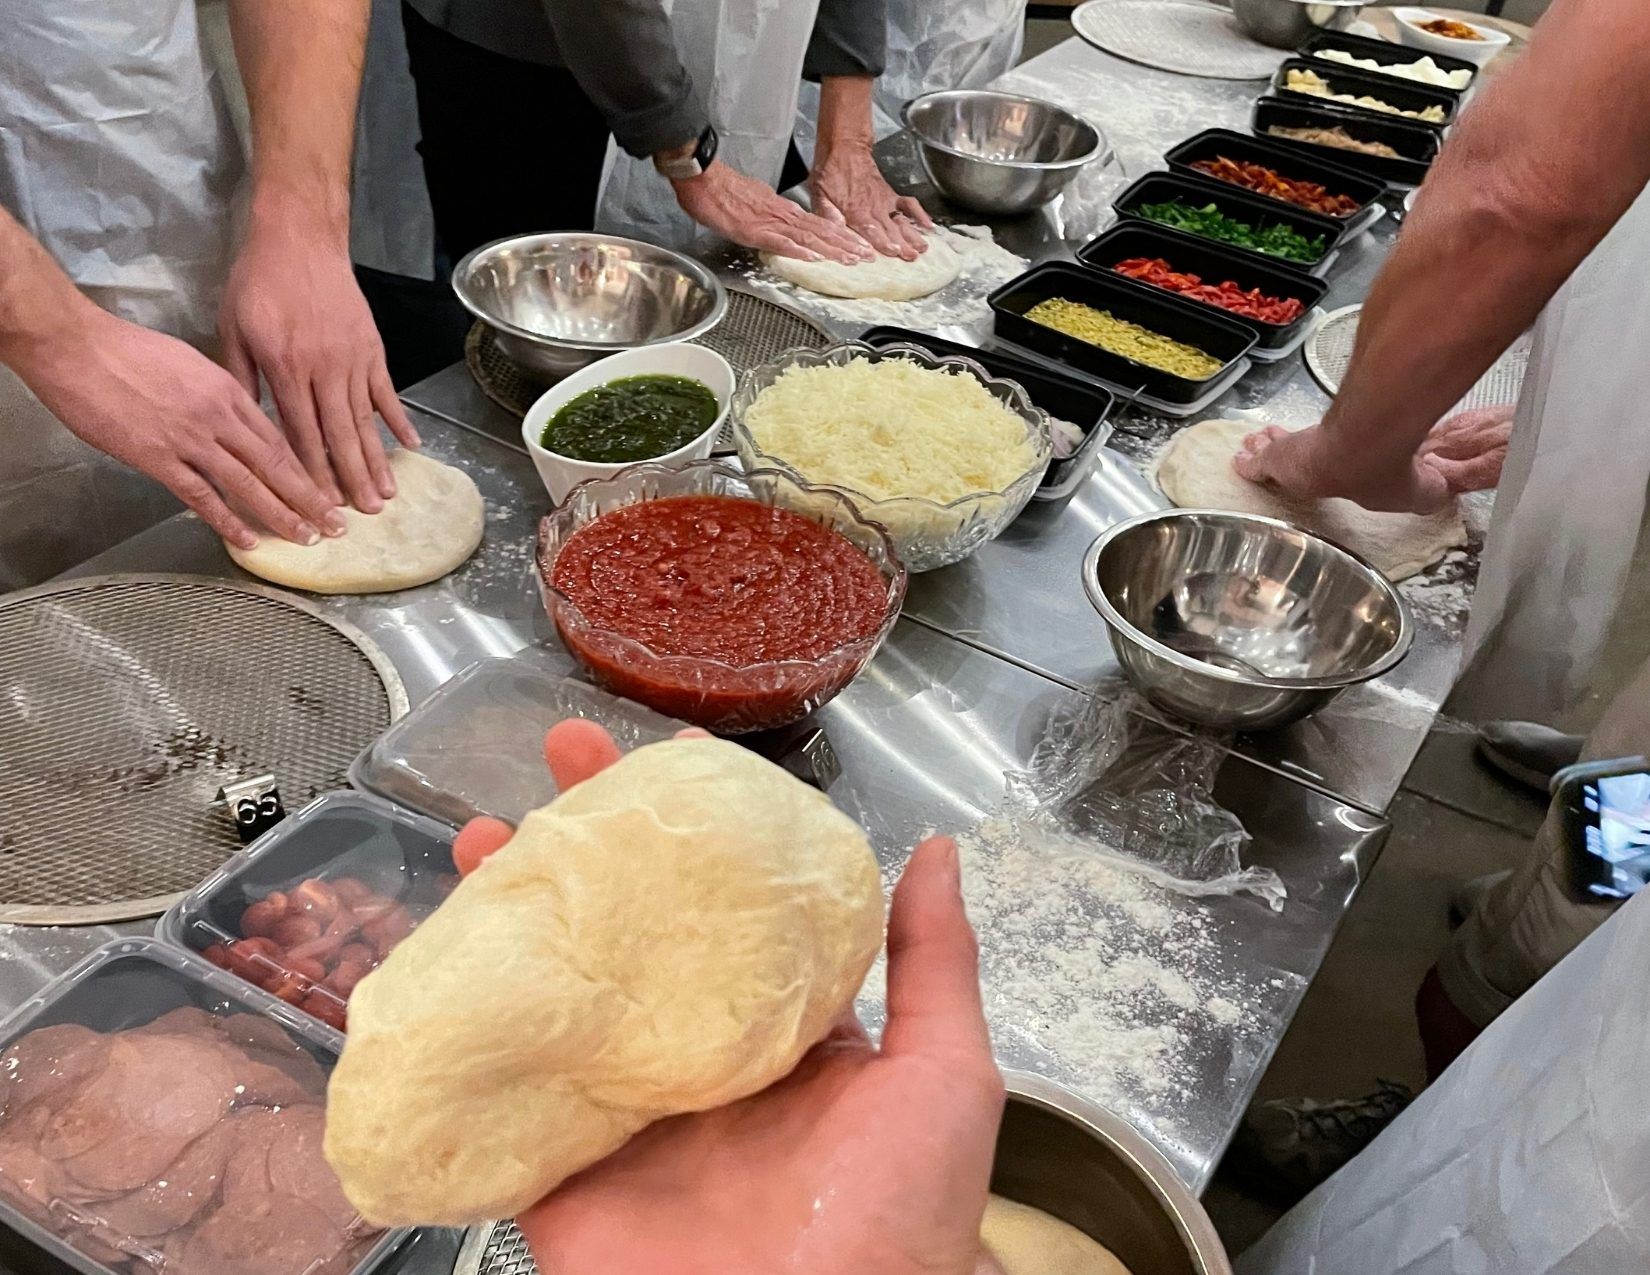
763, 231, 963, 301
227, 449, 484, 594
1155, 419, 1467, 581
981, 1195, 1133, 1275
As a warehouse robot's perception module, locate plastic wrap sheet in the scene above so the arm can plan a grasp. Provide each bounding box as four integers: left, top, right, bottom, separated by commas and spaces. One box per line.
1008, 684, 1287, 909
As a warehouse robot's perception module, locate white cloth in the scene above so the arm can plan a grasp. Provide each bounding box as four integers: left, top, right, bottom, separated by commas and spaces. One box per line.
1451, 184, 1650, 720
0, 0, 244, 586
1238, 887, 1650, 1275
794, 0, 1028, 167
594, 0, 822, 249
350, 0, 436, 280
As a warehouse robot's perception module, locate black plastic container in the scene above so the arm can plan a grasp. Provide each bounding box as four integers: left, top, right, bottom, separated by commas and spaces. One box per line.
1298, 28, 1478, 95
987, 262, 1256, 405
858, 326, 1115, 501
1253, 96, 1440, 187
1075, 224, 1327, 353
1164, 128, 1385, 220
1111, 171, 1346, 273
1273, 57, 1457, 130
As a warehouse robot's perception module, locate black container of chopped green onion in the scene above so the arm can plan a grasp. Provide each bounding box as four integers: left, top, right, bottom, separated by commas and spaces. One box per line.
1112, 172, 1348, 275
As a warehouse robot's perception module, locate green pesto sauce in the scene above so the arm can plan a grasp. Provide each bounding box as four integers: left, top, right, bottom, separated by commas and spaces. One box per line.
542, 374, 720, 464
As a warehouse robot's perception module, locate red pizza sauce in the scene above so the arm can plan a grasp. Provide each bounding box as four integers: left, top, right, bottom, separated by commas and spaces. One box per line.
547, 495, 896, 731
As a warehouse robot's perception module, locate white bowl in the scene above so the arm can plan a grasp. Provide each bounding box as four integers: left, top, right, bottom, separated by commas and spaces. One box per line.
1391, 7, 1510, 68
521, 343, 735, 504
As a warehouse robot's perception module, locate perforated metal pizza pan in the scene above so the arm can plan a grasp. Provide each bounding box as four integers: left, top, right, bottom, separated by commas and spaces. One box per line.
454, 1220, 535, 1275
0, 574, 408, 926
1307, 303, 1531, 412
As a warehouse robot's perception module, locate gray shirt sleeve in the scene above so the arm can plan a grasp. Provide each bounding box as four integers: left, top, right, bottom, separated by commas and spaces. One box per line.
539, 0, 710, 158
804, 0, 889, 80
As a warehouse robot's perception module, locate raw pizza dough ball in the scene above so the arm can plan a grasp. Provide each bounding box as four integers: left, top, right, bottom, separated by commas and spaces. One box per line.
1155, 418, 1468, 581
324, 737, 884, 1226
763, 232, 963, 301
227, 449, 483, 594
981, 1195, 1133, 1275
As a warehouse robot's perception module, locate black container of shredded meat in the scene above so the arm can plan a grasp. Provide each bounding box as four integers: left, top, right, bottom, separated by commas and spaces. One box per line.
1297, 28, 1478, 97
1252, 96, 1441, 188
1110, 171, 1347, 275
988, 262, 1256, 405
1163, 128, 1386, 221
1075, 224, 1328, 353
1272, 57, 1458, 131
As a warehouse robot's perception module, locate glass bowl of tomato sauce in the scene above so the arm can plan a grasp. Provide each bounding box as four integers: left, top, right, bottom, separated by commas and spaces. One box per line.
535, 460, 907, 734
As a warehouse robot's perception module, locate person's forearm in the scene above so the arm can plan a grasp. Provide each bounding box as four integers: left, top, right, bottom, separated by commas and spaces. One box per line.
226, 0, 370, 249
815, 76, 876, 156
0, 209, 102, 376
1318, 0, 1650, 490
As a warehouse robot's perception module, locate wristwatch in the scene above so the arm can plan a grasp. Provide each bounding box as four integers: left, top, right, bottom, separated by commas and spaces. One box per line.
654, 125, 719, 181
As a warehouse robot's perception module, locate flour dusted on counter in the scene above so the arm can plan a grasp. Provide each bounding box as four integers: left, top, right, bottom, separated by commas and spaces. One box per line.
742, 224, 1026, 328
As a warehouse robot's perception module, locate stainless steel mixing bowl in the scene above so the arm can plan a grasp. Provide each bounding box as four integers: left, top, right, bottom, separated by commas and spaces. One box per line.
1082, 509, 1412, 731
1230, 0, 1366, 49
998, 1072, 1232, 1275
902, 90, 1108, 216
452, 232, 727, 380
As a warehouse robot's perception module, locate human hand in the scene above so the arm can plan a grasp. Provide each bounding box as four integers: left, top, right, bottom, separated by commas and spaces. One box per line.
810, 140, 934, 261
218, 221, 420, 514
19, 308, 345, 549
671, 161, 875, 264
1233, 423, 1452, 514
452, 720, 1005, 1275
1417, 403, 1514, 495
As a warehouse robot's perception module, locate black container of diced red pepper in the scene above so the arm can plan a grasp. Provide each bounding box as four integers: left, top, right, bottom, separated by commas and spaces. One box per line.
1163, 128, 1386, 222
1076, 223, 1327, 353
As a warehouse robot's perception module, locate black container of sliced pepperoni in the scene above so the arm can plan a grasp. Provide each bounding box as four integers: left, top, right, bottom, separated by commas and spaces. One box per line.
0, 938, 412, 1275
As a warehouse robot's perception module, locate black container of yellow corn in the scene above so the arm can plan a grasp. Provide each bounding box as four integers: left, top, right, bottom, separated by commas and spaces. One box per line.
988, 262, 1256, 406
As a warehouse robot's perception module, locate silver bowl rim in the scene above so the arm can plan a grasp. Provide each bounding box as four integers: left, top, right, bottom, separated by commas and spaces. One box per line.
450, 231, 730, 353
1080, 507, 1415, 692
1000, 1069, 1232, 1274
901, 89, 1105, 172
1239, 0, 1368, 8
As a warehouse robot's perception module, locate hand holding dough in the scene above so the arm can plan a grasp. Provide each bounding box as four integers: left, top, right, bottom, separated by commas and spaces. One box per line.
227, 449, 483, 594
763, 230, 963, 300
323, 737, 884, 1226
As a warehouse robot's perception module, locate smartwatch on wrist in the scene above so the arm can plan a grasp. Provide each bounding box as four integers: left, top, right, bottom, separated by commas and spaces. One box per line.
654, 125, 719, 181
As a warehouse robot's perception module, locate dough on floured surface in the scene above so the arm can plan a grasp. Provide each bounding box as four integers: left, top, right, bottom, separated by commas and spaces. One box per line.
1155, 419, 1467, 581
227, 449, 483, 594
763, 231, 963, 300
324, 737, 884, 1226
981, 1195, 1133, 1274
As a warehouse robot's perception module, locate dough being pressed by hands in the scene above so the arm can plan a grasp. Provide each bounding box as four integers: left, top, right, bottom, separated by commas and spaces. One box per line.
227, 448, 483, 594
1155, 418, 1468, 581
981, 1195, 1133, 1274
763, 231, 963, 300
323, 737, 884, 1227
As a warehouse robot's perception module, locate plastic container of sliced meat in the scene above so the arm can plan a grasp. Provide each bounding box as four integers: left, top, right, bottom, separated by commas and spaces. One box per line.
0, 937, 411, 1275
157, 792, 458, 1040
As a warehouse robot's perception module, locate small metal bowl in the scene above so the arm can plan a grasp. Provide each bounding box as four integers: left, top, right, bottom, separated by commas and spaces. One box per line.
1082, 509, 1411, 732
452, 233, 727, 381
902, 90, 1108, 217
998, 1072, 1232, 1274
1231, 0, 1365, 49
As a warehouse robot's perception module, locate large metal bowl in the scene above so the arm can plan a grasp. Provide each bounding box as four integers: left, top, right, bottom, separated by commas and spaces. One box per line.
452, 233, 727, 380
1230, 0, 1365, 49
1082, 509, 1411, 731
998, 1072, 1232, 1274
902, 90, 1107, 217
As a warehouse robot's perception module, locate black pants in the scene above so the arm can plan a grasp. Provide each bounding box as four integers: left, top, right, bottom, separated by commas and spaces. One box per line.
400, 2, 614, 259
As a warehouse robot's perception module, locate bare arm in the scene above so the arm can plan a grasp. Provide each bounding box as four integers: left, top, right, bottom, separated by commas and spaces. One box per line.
220, 0, 419, 515
1240, 0, 1650, 509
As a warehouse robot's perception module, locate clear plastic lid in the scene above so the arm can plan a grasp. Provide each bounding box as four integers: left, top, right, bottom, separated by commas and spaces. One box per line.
347, 655, 687, 826
0, 938, 407, 1275
156, 793, 457, 1038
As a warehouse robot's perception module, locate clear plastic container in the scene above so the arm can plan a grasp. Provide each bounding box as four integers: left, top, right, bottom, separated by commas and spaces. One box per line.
156, 793, 457, 1038
0, 937, 409, 1275
348, 655, 688, 826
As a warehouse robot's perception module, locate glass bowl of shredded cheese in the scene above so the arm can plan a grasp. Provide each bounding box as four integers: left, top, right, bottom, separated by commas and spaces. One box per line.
731, 342, 1054, 572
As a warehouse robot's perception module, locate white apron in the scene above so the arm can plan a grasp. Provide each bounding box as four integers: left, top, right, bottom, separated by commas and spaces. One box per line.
0, 0, 244, 587
1451, 184, 1650, 721
1237, 886, 1650, 1275
592, 0, 823, 249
